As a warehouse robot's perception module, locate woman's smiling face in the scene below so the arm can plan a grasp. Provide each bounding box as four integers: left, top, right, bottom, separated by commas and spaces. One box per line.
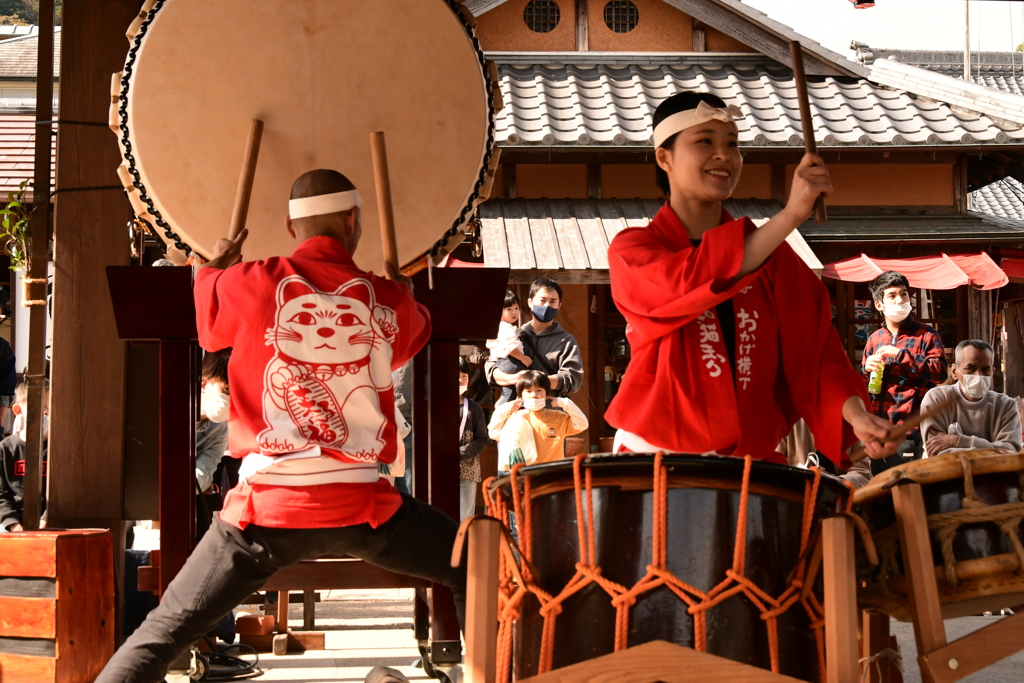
655, 119, 742, 203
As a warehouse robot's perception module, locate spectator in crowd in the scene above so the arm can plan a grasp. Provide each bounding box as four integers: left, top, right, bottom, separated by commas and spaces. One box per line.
391, 360, 414, 495
921, 340, 1022, 457
197, 352, 230, 493
862, 271, 947, 471
0, 382, 47, 532
486, 290, 533, 404
486, 278, 583, 405
0, 335, 14, 431
458, 357, 489, 519
489, 370, 588, 471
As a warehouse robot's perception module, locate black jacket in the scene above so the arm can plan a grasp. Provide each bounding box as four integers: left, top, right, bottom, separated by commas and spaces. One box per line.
0, 433, 47, 529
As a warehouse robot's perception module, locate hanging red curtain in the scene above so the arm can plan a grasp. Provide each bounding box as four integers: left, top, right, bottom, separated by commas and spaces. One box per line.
820, 253, 1008, 290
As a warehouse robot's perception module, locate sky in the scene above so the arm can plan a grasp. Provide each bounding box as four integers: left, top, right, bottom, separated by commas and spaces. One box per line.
742, 0, 1024, 57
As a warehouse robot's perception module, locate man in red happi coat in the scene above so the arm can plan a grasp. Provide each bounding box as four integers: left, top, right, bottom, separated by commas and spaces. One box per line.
607, 92, 898, 467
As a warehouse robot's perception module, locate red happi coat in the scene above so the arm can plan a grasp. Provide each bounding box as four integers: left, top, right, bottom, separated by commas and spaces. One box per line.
606, 204, 866, 466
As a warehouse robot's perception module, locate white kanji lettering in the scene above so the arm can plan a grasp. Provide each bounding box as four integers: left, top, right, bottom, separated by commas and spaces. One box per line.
737, 355, 753, 376
738, 377, 752, 389
737, 308, 759, 332
699, 323, 720, 344
697, 309, 716, 322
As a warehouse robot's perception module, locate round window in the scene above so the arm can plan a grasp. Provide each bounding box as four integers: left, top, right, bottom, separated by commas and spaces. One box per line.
604, 0, 639, 33
524, 0, 560, 34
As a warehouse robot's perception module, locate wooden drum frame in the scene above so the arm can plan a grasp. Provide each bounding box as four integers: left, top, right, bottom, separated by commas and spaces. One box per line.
485, 453, 855, 682
854, 449, 1024, 621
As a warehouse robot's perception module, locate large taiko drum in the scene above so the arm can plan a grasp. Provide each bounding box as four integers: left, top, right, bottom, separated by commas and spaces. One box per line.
112, 0, 496, 272
855, 449, 1024, 620
486, 454, 853, 682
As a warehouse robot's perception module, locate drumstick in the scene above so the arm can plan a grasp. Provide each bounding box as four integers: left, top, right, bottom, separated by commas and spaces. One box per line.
370, 131, 400, 273
848, 391, 958, 464
788, 41, 827, 225
228, 118, 264, 239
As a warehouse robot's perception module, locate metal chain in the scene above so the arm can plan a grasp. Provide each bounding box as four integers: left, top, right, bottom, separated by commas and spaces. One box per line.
116, 0, 496, 261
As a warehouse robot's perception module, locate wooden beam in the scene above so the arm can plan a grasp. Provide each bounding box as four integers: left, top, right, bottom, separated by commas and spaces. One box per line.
918, 609, 1024, 683
892, 483, 947, 659
1002, 302, 1024, 398
692, 19, 706, 52
587, 164, 601, 199
862, 610, 892, 683
464, 518, 501, 683
502, 163, 517, 200
508, 268, 610, 285
575, 0, 588, 52
662, 0, 852, 76
822, 517, 860, 683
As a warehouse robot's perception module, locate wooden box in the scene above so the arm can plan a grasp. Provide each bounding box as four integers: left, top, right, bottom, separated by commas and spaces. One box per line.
0, 530, 115, 682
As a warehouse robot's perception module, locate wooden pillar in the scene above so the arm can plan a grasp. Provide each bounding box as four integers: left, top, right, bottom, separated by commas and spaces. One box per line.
575, 0, 588, 51
966, 287, 992, 344
862, 610, 892, 683
1001, 302, 1024, 398
823, 516, 860, 683
49, 0, 141, 641
464, 518, 501, 683
692, 19, 706, 52
558, 283, 592, 451
893, 483, 947, 660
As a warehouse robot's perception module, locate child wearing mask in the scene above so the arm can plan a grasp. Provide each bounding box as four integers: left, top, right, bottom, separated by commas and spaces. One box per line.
0, 382, 48, 532
458, 357, 490, 519
489, 370, 588, 471
486, 290, 533, 405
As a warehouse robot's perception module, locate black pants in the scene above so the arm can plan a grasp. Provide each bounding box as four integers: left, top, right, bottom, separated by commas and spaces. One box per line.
496, 356, 529, 404
97, 493, 466, 683
870, 432, 924, 476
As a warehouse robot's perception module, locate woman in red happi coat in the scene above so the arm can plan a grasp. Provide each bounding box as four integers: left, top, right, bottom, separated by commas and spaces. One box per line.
606, 92, 899, 467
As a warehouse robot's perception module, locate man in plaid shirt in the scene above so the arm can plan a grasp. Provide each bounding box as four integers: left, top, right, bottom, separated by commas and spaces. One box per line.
862, 271, 947, 472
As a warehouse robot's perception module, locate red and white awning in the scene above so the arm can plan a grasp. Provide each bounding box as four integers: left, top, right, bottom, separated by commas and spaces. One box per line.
821, 253, 1008, 290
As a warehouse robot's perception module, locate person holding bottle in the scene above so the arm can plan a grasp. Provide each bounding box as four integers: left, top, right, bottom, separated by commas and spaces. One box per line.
862, 271, 947, 472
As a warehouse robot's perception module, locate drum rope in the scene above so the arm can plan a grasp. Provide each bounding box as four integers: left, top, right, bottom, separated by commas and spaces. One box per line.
485, 454, 839, 681
116, 0, 497, 265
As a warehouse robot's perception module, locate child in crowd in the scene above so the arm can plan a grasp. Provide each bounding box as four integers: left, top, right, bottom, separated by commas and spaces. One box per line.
458, 357, 490, 519
486, 291, 533, 404
489, 370, 588, 471
0, 382, 48, 532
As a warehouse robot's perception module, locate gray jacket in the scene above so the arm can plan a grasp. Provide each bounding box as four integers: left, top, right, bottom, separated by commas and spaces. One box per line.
486, 321, 583, 398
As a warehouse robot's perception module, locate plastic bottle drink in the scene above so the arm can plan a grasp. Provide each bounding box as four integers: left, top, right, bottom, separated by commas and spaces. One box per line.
868, 369, 883, 394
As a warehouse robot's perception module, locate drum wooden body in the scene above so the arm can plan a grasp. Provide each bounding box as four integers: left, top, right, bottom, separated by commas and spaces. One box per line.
854, 450, 1024, 621
114, 0, 495, 271
490, 454, 851, 682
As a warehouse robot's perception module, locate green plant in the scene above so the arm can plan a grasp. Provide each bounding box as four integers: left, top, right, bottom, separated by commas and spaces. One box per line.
0, 180, 32, 272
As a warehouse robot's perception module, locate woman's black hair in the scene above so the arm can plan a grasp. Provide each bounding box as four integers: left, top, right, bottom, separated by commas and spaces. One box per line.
503, 290, 520, 309
653, 91, 729, 196
459, 356, 469, 374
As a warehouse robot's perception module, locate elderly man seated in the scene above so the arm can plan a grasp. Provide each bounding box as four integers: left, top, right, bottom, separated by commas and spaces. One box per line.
921, 340, 1022, 457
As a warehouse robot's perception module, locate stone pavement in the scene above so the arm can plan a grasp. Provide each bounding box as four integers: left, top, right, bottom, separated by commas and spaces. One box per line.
232, 588, 434, 682
233, 590, 1022, 682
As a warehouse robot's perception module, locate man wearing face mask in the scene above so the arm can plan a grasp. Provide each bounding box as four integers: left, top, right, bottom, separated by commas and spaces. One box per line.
862, 271, 947, 472
486, 278, 584, 406
920, 340, 1021, 457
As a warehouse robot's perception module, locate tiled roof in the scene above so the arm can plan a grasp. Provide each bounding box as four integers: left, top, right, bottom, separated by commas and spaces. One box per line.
972, 178, 1024, 221
0, 27, 61, 80
0, 114, 55, 197
852, 46, 1024, 96
799, 212, 1024, 243
491, 54, 1024, 148
478, 198, 820, 271
868, 58, 1024, 127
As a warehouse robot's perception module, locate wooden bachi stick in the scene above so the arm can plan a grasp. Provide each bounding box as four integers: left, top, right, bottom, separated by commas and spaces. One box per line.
848, 392, 957, 464
228, 118, 264, 239
788, 41, 827, 225
370, 131, 400, 273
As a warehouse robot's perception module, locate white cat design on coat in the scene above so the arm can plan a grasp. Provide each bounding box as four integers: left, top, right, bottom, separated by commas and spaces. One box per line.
258, 275, 398, 462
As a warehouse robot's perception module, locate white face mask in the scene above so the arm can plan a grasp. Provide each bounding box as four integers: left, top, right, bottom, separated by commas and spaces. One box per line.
958, 373, 992, 400
202, 383, 230, 423
522, 397, 547, 412
882, 302, 912, 323
458, 384, 468, 396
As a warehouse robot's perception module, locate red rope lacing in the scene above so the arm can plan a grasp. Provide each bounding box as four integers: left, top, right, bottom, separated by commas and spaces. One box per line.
483, 454, 834, 681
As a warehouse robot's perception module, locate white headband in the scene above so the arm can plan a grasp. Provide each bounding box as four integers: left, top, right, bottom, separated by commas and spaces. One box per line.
653, 100, 744, 148
288, 189, 362, 219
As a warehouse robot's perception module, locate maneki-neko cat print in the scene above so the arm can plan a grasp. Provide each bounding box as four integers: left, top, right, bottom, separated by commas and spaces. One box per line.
258, 275, 398, 464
